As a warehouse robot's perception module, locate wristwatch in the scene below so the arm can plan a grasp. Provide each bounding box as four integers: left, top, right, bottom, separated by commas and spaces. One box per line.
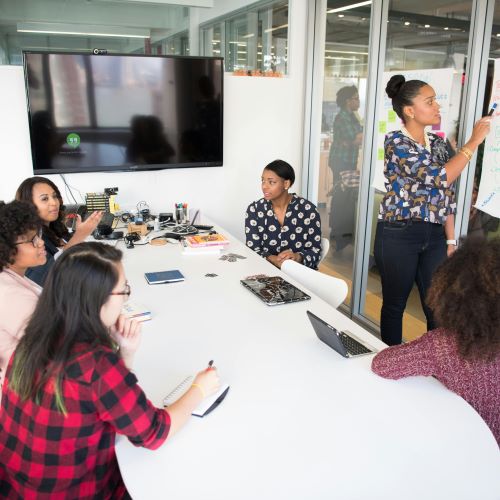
446, 239, 457, 246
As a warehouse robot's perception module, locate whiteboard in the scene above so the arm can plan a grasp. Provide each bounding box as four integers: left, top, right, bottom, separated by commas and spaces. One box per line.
475, 58, 500, 218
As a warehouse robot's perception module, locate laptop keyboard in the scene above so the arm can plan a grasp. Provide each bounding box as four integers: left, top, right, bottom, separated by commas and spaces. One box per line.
340, 332, 371, 355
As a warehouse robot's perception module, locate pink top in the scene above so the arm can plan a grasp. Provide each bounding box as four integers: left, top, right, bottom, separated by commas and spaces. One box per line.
0, 269, 41, 388
372, 328, 500, 445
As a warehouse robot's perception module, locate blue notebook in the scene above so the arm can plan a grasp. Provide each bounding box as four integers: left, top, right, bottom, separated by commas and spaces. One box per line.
144, 270, 185, 285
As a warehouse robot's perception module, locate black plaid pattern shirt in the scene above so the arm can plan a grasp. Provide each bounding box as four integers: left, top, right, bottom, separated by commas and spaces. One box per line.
0, 343, 170, 499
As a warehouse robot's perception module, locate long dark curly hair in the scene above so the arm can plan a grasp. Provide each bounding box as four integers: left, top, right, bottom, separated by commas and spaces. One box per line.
15, 176, 69, 247
0, 201, 42, 271
427, 237, 500, 361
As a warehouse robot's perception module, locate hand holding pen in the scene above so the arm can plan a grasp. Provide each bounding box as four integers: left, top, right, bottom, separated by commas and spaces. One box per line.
192, 360, 220, 399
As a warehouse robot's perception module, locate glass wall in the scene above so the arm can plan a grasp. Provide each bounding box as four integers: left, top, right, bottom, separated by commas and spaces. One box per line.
164, 31, 189, 56
466, 4, 500, 240
361, 0, 474, 342
200, 0, 288, 74
0, 0, 189, 65
316, 0, 372, 307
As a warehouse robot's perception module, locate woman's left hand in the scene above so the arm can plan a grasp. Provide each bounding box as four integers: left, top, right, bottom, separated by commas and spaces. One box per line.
74, 211, 104, 240
110, 314, 142, 356
277, 249, 303, 264
447, 244, 457, 257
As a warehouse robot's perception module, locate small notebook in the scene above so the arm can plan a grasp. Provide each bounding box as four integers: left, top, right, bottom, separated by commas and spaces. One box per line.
163, 376, 230, 418
121, 301, 152, 322
144, 270, 184, 285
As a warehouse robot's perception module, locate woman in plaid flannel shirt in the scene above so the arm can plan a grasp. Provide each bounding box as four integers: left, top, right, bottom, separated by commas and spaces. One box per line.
0, 242, 219, 499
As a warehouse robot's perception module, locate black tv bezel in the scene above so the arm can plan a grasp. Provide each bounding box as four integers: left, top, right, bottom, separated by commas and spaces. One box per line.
23, 50, 224, 175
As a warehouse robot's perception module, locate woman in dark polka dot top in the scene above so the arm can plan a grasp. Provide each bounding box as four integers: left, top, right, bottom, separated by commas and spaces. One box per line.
245, 159, 322, 269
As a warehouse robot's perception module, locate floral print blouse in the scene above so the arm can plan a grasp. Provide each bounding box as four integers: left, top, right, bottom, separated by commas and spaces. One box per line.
378, 131, 456, 225
245, 194, 322, 269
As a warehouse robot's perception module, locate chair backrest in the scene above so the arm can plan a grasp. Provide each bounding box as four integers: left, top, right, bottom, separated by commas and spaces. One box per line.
319, 237, 330, 264
281, 260, 348, 309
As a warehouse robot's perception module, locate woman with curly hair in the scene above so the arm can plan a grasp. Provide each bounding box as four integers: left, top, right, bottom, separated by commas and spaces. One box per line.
15, 176, 102, 285
0, 201, 46, 389
372, 237, 500, 444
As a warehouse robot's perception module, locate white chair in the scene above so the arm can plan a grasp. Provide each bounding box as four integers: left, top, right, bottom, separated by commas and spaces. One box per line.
281, 259, 348, 309
319, 237, 330, 263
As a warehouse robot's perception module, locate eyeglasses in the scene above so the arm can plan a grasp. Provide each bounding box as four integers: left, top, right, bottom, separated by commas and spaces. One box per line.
110, 282, 131, 297
15, 228, 43, 248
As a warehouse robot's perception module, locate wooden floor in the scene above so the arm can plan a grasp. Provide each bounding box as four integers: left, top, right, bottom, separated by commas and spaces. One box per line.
319, 246, 427, 342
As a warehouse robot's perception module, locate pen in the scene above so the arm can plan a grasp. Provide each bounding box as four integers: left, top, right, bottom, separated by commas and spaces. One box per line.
488, 102, 497, 116
208, 360, 214, 368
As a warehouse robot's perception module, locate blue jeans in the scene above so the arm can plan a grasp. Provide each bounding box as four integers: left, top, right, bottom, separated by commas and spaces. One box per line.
374, 220, 447, 346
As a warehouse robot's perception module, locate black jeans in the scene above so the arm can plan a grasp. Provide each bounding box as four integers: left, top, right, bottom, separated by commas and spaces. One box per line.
374, 219, 447, 346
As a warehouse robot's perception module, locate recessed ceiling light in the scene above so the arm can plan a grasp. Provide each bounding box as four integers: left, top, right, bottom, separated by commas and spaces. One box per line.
444, 27, 449, 30
404, 21, 410, 26
424, 24, 430, 28
338, 14, 345, 18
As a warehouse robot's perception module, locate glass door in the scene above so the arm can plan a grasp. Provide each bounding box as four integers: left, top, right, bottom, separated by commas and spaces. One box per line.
466, 3, 500, 240
315, 0, 372, 308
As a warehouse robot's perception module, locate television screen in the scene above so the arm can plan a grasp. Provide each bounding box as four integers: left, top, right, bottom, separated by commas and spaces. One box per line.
23, 51, 223, 174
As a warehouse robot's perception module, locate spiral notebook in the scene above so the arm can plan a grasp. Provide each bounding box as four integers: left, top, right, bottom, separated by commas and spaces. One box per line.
163, 376, 230, 418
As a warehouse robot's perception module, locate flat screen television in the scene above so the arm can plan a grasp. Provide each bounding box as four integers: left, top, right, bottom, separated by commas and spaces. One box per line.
23, 51, 223, 174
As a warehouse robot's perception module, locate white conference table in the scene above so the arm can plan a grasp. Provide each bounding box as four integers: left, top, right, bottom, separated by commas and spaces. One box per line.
114, 223, 500, 500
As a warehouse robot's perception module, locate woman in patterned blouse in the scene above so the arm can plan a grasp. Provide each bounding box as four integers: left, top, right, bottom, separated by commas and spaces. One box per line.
245, 159, 322, 269
0, 242, 220, 498
375, 75, 491, 346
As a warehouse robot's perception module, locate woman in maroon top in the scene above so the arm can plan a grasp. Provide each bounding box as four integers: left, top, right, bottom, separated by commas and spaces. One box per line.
372, 237, 500, 444
0, 242, 220, 498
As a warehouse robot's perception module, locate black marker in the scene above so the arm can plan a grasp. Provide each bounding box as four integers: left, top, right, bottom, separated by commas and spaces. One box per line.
488, 102, 497, 116
208, 360, 214, 368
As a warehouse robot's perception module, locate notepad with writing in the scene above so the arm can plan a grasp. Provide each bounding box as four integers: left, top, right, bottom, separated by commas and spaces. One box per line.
163, 376, 230, 418
144, 270, 184, 285
122, 301, 152, 322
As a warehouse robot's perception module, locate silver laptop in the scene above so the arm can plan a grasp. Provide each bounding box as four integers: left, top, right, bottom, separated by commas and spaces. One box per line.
307, 310, 378, 358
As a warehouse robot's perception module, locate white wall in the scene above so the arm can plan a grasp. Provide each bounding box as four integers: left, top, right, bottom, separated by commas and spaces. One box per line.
0, 1, 307, 242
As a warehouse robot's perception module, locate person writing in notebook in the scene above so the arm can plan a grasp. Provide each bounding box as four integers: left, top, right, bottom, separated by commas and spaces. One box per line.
372, 237, 500, 444
0, 242, 220, 498
245, 159, 322, 269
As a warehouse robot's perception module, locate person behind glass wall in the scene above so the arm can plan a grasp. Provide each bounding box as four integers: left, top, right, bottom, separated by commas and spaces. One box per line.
328, 85, 363, 251
245, 160, 322, 269
15, 177, 103, 286
372, 237, 500, 444
374, 75, 491, 346
0, 201, 45, 390
0, 242, 220, 498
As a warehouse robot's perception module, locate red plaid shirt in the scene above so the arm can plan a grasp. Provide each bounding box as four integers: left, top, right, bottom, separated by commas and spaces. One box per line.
0, 343, 170, 499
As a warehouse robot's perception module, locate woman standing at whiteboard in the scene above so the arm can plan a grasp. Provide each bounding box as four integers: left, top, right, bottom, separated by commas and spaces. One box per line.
374, 75, 491, 346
